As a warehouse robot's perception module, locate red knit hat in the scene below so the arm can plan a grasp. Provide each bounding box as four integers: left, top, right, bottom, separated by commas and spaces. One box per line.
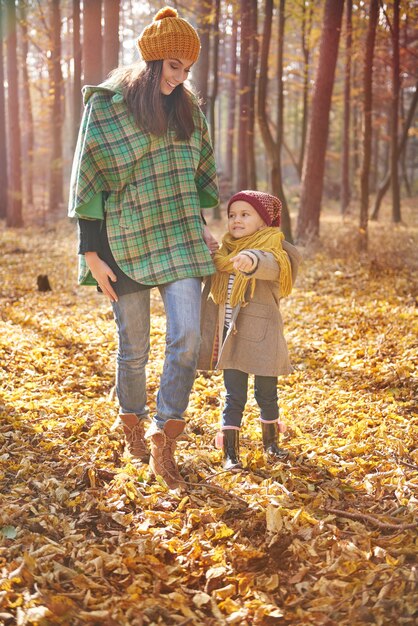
227, 190, 282, 227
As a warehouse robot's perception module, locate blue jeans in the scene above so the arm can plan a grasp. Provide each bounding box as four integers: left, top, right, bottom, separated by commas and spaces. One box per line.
112, 278, 202, 429
222, 369, 279, 428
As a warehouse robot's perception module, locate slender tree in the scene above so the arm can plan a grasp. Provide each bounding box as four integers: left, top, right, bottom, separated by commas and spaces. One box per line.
0, 0, 8, 220
49, 0, 64, 213
83, 0, 102, 85
296, 0, 344, 243
358, 0, 379, 251
20, 2, 34, 208
194, 0, 212, 113
237, 0, 251, 189
258, 0, 292, 241
247, 0, 258, 189
225, 10, 237, 187
73, 0, 82, 146
390, 0, 401, 222
371, 79, 418, 220
103, 0, 120, 77
298, 0, 314, 178
6, 0, 22, 227
341, 0, 352, 214
208, 0, 220, 146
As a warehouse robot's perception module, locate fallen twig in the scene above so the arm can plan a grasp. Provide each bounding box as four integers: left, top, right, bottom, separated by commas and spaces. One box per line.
325, 507, 417, 531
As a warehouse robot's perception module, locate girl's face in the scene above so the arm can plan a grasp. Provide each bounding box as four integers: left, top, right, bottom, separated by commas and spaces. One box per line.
160, 58, 193, 95
228, 201, 266, 239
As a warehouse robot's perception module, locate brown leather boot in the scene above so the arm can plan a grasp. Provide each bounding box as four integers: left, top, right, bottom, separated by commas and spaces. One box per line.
120, 414, 149, 462
147, 419, 186, 490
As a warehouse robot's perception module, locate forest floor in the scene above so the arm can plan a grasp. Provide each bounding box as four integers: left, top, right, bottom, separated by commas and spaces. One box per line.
0, 199, 417, 626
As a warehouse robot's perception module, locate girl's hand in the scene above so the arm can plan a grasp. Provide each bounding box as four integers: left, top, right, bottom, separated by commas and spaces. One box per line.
230, 251, 257, 273
203, 225, 219, 255
85, 252, 118, 302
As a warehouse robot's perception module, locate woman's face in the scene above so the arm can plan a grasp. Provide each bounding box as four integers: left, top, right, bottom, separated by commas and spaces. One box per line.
160, 58, 193, 95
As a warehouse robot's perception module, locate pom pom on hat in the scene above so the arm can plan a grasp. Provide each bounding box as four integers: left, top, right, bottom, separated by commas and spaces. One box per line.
154, 7, 178, 20
137, 6, 200, 64
227, 190, 282, 227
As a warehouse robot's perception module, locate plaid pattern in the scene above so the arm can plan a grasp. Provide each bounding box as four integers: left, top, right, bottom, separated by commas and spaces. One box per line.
68, 83, 219, 285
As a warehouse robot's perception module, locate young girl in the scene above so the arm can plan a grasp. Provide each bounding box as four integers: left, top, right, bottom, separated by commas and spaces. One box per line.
68, 7, 219, 490
198, 190, 301, 469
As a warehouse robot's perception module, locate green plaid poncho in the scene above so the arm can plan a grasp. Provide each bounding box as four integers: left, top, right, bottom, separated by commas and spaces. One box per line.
68, 82, 219, 286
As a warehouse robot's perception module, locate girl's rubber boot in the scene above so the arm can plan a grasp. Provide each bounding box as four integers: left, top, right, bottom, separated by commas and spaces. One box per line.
262, 422, 288, 460
222, 429, 242, 470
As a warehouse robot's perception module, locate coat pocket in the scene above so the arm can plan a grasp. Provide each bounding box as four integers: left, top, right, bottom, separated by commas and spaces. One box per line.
114, 183, 140, 231
236, 302, 272, 342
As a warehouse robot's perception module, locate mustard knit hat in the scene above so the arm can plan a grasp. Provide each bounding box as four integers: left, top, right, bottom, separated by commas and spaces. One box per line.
137, 6, 200, 64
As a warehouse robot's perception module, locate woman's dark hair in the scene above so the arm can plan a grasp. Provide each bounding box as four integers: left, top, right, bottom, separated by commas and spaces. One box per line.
109, 61, 196, 140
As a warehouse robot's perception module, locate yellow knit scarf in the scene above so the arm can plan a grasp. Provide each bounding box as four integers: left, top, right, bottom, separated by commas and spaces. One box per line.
210, 228, 292, 307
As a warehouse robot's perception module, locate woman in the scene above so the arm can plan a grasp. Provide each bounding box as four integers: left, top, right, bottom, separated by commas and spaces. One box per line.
68, 7, 219, 490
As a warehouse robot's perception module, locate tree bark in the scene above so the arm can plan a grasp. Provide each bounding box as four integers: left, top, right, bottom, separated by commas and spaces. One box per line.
0, 2, 8, 220
194, 0, 212, 114
19, 4, 34, 208
257, 0, 292, 242
73, 0, 82, 147
208, 0, 220, 147
341, 0, 352, 214
391, 0, 401, 222
6, 0, 23, 227
359, 0, 379, 251
237, 0, 251, 190
298, 0, 314, 178
296, 0, 344, 243
49, 0, 64, 213
225, 11, 237, 187
371, 78, 418, 220
275, 0, 291, 240
247, 0, 258, 190
83, 0, 102, 85
103, 0, 120, 77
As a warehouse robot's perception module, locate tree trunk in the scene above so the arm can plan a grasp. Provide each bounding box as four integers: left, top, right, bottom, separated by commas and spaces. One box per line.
225, 11, 237, 186
194, 0, 212, 114
341, 0, 352, 214
208, 0, 220, 147
0, 2, 8, 220
296, 0, 344, 243
400, 88, 411, 196
359, 0, 379, 251
275, 0, 291, 241
103, 0, 119, 77
73, 0, 82, 147
257, 0, 292, 242
49, 0, 64, 213
237, 0, 251, 189
391, 0, 401, 222
247, 0, 258, 190
6, 0, 23, 227
83, 0, 102, 85
370, 78, 418, 220
20, 3, 34, 209
298, 0, 313, 178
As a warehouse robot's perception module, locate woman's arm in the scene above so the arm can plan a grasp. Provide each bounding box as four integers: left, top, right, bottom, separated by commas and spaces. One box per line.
78, 219, 118, 302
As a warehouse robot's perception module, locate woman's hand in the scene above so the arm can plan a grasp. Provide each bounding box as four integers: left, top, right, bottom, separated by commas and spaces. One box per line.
203, 225, 219, 255
85, 252, 118, 302
230, 251, 257, 273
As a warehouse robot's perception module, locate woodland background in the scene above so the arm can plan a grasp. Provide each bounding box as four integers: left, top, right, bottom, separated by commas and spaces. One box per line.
0, 1, 417, 625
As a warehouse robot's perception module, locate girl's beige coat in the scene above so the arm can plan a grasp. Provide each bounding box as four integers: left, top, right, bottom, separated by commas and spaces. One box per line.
198, 241, 301, 377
